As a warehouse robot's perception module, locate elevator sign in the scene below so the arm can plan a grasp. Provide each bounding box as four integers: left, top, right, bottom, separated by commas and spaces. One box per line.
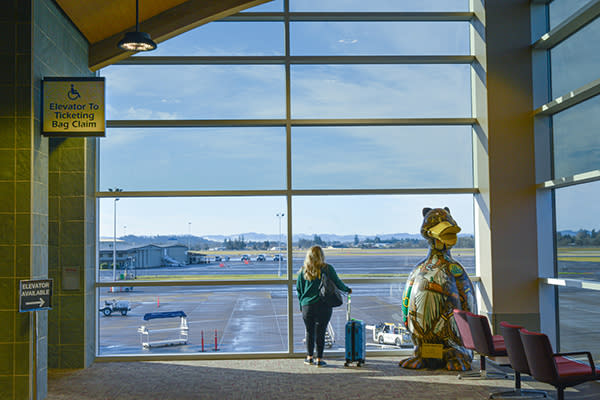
19, 279, 53, 312
42, 77, 105, 137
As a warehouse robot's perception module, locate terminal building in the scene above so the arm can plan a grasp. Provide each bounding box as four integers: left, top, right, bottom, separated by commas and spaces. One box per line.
1, 0, 599, 399
98, 241, 188, 268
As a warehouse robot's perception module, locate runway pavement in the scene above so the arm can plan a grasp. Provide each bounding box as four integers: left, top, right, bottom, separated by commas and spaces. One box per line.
97, 249, 600, 360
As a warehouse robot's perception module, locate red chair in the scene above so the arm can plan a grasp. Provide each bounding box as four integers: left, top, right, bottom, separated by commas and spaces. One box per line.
453, 309, 478, 378
520, 328, 598, 400
453, 309, 504, 379
495, 321, 547, 399
466, 312, 509, 379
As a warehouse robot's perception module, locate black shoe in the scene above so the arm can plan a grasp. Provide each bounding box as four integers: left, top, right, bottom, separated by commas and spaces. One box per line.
315, 360, 327, 367
304, 357, 314, 365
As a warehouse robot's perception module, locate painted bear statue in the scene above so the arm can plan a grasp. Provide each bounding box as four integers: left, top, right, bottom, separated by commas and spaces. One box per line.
399, 207, 476, 370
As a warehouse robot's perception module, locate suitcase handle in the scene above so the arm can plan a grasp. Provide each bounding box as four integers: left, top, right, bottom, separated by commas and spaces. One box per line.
346, 294, 351, 321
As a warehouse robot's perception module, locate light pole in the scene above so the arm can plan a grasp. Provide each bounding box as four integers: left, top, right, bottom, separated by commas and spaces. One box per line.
109, 188, 122, 282
276, 212, 284, 276
188, 221, 192, 262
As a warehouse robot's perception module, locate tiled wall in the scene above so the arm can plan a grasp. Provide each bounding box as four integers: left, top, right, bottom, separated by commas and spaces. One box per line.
33, 0, 95, 371
0, 0, 94, 398
0, 1, 38, 398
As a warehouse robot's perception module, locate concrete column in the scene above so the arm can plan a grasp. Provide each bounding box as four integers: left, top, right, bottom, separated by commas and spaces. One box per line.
472, 0, 540, 332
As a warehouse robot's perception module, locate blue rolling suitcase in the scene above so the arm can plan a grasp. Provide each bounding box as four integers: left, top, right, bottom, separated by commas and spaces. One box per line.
344, 295, 366, 367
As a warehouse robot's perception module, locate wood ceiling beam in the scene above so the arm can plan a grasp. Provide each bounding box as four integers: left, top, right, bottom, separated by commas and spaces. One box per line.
89, 0, 271, 71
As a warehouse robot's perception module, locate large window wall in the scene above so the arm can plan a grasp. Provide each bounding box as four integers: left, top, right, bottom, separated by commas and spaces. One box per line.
533, 0, 600, 360
96, 0, 478, 358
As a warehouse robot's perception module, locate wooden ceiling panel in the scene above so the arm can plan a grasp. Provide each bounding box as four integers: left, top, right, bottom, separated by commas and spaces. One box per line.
55, 0, 190, 44
54, 0, 272, 70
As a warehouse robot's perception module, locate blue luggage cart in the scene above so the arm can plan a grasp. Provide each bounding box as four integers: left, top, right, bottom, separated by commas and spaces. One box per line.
138, 311, 189, 348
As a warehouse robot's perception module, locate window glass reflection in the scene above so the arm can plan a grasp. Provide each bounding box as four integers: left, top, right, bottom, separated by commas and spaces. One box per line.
549, 0, 592, 30
550, 17, 600, 98
552, 95, 600, 179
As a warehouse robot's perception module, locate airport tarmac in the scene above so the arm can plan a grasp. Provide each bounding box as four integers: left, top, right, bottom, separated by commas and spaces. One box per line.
97, 250, 600, 360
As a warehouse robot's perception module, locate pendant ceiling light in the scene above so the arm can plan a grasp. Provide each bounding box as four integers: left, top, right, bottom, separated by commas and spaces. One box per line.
118, 0, 157, 51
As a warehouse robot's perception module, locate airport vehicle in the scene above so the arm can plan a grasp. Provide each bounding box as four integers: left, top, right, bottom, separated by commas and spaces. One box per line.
256, 254, 266, 261
138, 311, 189, 348
272, 254, 284, 262
367, 322, 412, 347
214, 256, 222, 262
241, 254, 251, 262
99, 299, 131, 316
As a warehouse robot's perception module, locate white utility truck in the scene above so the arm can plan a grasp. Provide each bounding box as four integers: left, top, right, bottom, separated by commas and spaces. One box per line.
366, 322, 412, 347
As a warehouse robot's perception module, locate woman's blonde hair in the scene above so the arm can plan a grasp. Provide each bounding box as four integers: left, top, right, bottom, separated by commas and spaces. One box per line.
300, 245, 326, 281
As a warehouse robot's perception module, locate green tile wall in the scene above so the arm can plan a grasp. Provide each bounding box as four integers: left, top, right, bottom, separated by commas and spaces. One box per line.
0, 0, 94, 398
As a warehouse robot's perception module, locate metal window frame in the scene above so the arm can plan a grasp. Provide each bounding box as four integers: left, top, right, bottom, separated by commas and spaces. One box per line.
95, 5, 481, 361
534, 77, 600, 116
532, 1, 600, 351
532, 0, 600, 49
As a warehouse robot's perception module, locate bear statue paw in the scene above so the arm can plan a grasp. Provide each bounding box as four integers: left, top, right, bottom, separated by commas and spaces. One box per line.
445, 358, 471, 371
399, 357, 425, 369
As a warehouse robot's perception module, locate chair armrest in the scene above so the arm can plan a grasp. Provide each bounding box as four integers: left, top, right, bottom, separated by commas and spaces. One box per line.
553, 352, 595, 370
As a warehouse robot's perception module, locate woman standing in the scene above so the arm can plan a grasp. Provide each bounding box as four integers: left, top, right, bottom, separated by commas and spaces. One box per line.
297, 245, 351, 367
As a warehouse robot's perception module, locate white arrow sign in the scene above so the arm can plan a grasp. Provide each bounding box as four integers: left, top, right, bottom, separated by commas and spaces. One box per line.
25, 298, 45, 308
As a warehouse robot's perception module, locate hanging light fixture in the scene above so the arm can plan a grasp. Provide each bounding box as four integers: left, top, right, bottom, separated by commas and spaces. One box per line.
118, 0, 157, 51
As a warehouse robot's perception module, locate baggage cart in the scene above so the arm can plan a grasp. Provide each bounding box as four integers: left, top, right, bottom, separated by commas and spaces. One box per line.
138, 311, 189, 348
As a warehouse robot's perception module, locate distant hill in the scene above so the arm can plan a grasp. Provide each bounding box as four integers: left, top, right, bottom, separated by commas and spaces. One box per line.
201, 232, 424, 243
101, 232, 476, 244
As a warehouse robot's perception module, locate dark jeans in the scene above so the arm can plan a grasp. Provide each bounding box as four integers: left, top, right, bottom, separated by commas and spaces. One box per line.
302, 300, 333, 358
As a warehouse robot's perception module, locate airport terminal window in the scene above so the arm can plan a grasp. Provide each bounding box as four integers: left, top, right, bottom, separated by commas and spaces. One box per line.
550, 16, 600, 98
558, 287, 600, 360
548, 0, 593, 30
101, 65, 286, 120
131, 22, 284, 57
290, 22, 471, 56
290, 0, 469, 12
292, 195, 475, 276
554, 180, 600, 280
99, 127, 286, 191
552, 94, 600, 179
97, 2, 477, 357
98, 285, 289, 355
290, 64, 472, 119
291, 126, 473, 189
540, 2, 600, 359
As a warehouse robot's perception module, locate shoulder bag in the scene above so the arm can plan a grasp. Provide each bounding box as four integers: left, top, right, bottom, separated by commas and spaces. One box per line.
319, 266, 344, 307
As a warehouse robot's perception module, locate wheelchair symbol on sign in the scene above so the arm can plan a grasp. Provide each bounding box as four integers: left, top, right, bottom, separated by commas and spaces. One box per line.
67, 84, 81, 100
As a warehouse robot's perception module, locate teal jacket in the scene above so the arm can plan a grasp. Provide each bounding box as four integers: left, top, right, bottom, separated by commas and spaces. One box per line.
297, 264, 350, 310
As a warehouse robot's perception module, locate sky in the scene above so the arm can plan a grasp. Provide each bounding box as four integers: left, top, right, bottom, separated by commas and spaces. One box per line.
97, 0, 599, 238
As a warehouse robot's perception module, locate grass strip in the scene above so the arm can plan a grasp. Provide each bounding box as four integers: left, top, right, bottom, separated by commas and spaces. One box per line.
130, 273, 409, 281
